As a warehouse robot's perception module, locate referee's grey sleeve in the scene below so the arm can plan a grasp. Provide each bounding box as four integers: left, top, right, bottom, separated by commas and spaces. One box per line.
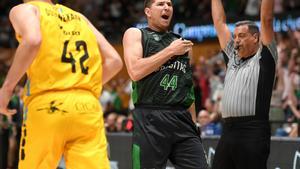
223, 38, 235, 59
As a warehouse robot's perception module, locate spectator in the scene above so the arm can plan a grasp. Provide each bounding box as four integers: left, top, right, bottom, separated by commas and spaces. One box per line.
115, 115, 126, 132
105, 112, 118, 132
197, 110, 221, 136
274, 0, 285, 14
287, 100, 300, 137
244, 0, 260, 16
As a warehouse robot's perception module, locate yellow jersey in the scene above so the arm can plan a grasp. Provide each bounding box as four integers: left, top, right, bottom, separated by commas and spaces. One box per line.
18, 1, 103, 105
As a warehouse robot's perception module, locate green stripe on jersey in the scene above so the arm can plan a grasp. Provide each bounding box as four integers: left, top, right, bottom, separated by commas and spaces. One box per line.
132, 144, 141, 169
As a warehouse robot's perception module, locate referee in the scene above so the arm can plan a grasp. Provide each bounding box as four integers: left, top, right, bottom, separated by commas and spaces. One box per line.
211, 0, 277, 168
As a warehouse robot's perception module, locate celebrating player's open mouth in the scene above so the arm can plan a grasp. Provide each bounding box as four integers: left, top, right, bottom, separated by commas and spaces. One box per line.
161, 14, 170, 21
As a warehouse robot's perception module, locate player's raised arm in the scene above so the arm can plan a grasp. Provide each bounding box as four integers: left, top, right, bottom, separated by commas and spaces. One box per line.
0, 4, 41, 116
82, 15, 123, 84
123, 28, 193, 81
211, 0, 231, 50
260, 0, 275, 45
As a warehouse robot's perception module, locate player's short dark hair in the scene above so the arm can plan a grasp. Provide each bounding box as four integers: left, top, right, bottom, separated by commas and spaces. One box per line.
235, 20, 259, 35
144, 0, 154, 8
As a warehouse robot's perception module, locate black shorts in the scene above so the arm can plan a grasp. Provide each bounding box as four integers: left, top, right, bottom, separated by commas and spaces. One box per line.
212, 118, 271, 169
132, 107, 208, 169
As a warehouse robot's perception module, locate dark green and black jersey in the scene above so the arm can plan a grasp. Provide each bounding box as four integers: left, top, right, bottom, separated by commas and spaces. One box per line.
132, 27, 195, 109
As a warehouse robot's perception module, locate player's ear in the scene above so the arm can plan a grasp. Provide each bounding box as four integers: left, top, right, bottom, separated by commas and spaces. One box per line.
253, 33, 259, 44
144, 7, 151, 18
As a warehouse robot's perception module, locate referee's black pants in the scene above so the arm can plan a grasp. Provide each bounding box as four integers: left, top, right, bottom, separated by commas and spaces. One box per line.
212, 117, 271, 169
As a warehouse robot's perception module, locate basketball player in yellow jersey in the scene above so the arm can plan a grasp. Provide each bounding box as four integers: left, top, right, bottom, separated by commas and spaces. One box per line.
0, 0, 123, 168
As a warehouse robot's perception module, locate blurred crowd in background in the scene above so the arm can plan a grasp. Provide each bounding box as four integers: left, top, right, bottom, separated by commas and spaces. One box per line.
0, 0, 300, 168
1, 0, 300, 45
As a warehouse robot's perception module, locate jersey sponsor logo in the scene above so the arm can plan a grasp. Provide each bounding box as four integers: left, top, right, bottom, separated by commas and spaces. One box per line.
45, 8, 81, 22
157, 60, 187, 73
75, 102, 98, 113
153, 34, 161, 41
37, 100, 68, 115
62, 30, 80, 36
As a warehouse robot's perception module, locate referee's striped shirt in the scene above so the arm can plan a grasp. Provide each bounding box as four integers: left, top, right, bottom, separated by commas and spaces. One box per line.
221, 39, 278, 120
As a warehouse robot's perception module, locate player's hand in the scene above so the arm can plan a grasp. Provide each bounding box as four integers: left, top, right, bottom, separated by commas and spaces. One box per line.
0, 88, 16, 116
168, 38, 193, 56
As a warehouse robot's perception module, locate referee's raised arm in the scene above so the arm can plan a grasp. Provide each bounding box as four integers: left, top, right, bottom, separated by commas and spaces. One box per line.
260, 0, 275, 45
211, 0, 231, 50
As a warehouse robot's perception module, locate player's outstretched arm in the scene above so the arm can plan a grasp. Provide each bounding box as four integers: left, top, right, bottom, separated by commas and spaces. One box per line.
0, 4, 41, 116
260, 0, 275, 45
123, 28, 193, 81
82, 15, 123, 85
211, 0, 231, 50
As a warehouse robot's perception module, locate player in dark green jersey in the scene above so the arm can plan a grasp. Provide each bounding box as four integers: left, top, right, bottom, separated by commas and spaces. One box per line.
123, 0, 208, 168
